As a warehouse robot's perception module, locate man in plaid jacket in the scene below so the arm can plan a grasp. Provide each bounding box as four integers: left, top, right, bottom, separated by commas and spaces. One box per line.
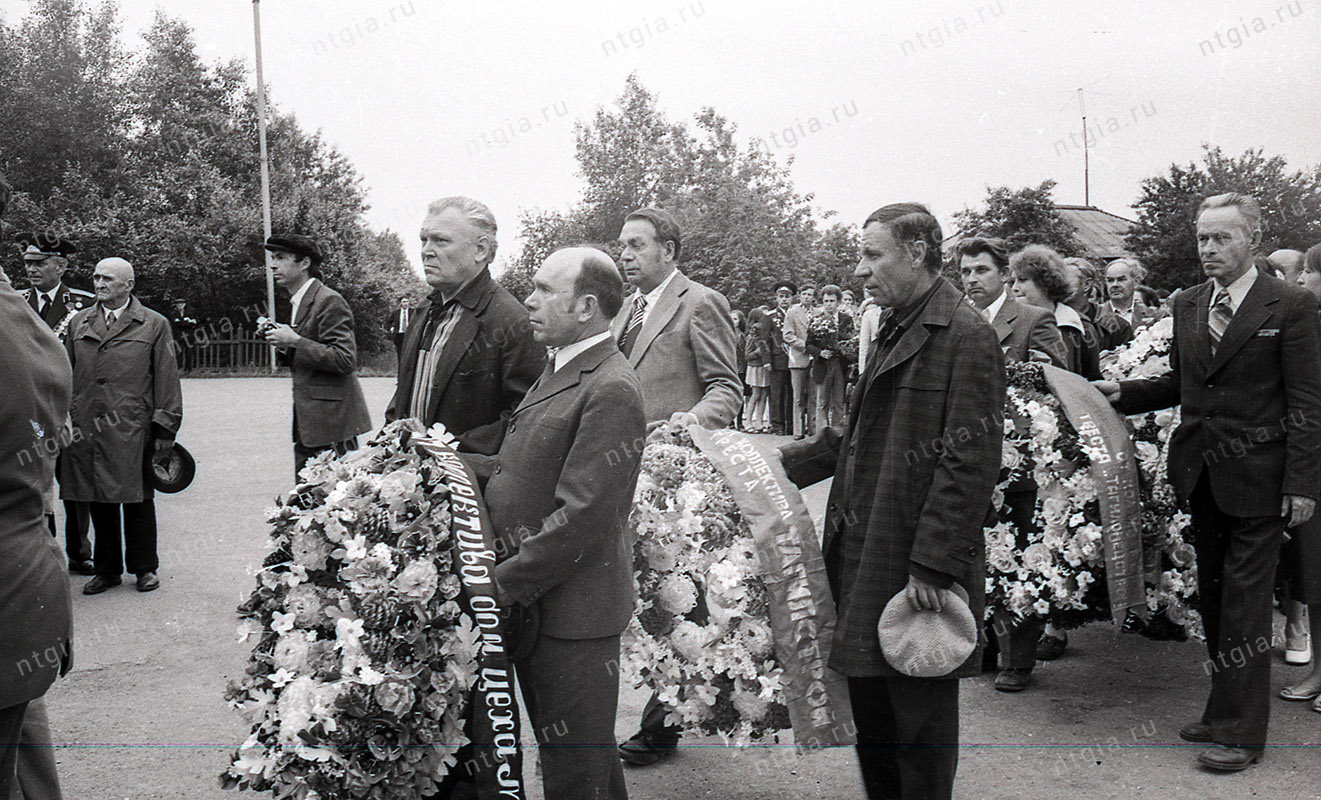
782, 203, 1005, 800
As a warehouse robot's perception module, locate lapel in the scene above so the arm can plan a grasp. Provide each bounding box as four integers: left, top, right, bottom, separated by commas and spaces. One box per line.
424, 276, 495, 421
991, 295, 1015, 343
1183, 282, 1214, 373
102, 296, 143, 343
293, 279, 321, 331
1207, 274, 1278, 376
610, 291, 634, 341
629, 270, 687, 366
516, 339, 613, 414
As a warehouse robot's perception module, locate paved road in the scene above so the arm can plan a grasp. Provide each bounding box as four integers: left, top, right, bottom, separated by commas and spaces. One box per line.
43, 378, 1321, 799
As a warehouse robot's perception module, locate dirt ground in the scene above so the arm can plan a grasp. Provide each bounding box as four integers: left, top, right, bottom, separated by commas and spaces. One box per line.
41, 378, 1321, 799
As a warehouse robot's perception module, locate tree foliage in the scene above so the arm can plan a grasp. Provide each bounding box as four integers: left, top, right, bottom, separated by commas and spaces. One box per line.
951, 180, 1082, 258
1127, 146, 1321, 291
0, 1, 416, 354
506, 75, 858, 311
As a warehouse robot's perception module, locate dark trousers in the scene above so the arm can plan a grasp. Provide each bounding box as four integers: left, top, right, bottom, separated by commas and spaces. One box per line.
768, 367, 791, 432
0, 702, 29, 800
637, 693, 680, 744
89, 499, 158, 578
516, 634, 628, 800
1188, 474, 1285, 751
293, 438, 358, 481
848, 675, 959, 800
62, 500, 91, 564
993, 488, 1041, 669
15, 698, 62, 800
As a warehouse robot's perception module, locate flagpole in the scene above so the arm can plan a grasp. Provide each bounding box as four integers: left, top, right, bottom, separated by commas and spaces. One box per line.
253, 0, 276, 371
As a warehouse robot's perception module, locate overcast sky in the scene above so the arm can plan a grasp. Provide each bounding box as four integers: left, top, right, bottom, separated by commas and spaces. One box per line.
6, 0, 1319, 273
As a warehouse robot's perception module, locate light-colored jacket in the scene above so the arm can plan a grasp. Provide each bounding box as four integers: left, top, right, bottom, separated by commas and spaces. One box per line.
782, 303, 812, 369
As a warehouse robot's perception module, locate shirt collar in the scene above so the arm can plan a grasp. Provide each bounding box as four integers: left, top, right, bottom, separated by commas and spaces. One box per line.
437, 268, 491, 308
1214, 265, 1258, 313
889, 278, 942, 334
982, 289, 1008, 322
289, 278, 315, 312
103, 298, 130, 318
552, 330, 612, 372
643, 268, 679, 308
1054, 301, 1084, 332
42, 284, 62, 302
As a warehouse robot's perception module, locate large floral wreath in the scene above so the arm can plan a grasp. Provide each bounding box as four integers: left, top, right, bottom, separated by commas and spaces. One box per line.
222, 420, 481, 799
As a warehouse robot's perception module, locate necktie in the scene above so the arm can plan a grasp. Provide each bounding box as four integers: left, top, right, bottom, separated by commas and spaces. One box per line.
619, 294, 647, 357
1208, 288, 1232, 354
106, 309, 117, 327
39, 294, 51, 318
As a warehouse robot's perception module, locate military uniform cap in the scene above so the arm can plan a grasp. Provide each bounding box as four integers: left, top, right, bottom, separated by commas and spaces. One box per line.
264, 233, 323, 265
16, 232, 77, 260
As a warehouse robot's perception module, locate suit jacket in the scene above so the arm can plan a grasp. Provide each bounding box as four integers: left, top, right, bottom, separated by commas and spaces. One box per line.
1118, 273, 1321, 516
284, 279, 372, 448
781, 279, 1005, 678
22, 281, 94, 335
764, 305, 789, 370
990, 295, 1067, 368
486, 339, 646, 639
386, 270, 545, 455
806, 309, 855, 383
1108, 296, 1165, 334
610, 270, 741, 428
782, 303, 812, 369
1, 272, 72, 707
1083, 300, 1133, 352
60, 297, 183, 503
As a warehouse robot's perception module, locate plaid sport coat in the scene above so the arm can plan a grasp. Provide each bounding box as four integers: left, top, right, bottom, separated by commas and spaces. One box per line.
782, 278, 1005, 678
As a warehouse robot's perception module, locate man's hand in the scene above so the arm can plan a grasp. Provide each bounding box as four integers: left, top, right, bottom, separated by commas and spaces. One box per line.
1282, 494, 1317, 528
820, 349, 833, 360
264, 323, 300, 348
1092, 380, 1121, 405
904, 574, 945, 612
667, 411, 699, 429
152, 439, 173, 469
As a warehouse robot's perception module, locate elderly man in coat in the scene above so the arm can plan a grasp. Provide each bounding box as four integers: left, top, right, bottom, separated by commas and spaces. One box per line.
781, 204, 1005, 800
61, 258, 183, 595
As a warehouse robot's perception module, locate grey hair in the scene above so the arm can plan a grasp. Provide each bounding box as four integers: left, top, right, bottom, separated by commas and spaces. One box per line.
1199, 192, 1262, 237
1106, 257, 1146, 283
427, 196, 499, 263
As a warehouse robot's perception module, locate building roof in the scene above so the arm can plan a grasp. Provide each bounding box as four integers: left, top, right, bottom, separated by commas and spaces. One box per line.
944, 205, 1137, 263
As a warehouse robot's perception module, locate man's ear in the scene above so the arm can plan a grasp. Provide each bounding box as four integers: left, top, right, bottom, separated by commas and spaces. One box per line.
474, 234, 494, 265
578, 293, 600, 322
908, 240, 928, 271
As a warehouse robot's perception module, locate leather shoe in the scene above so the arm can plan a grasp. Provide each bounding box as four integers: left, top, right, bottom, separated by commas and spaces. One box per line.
618, 734, 677, 766
994, 668, 1032, 692
136, 572, 160, 592
83, 575, 122, 595
1178, 721, 1213, 743
1036, 632, 1068, 661
1196, 745, 1261, 771
69, 559, 97, 576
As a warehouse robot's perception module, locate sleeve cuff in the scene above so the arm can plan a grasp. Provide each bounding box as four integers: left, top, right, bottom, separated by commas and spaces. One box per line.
909, 562, 955, 590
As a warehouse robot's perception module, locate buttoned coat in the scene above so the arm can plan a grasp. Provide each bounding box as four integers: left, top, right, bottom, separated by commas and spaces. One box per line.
781, 278, 1005, 678
1118, 273, 1321, 516
610, 270, 741, 428
386, 270, 545, 455
485, 340, 646, 639
284, 279, 372, 448
990, 295, 1067, 367
59, 297, 183, 503
1, 273, 73, 707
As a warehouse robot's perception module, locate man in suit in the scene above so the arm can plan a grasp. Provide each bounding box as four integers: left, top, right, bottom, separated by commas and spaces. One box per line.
781, 203, 1005, 800
259, 234, 372, 479
386, 197, 544, 455
1096, 192, 1321, 772
1105, 258, 1164, 333
782, 284, 817, 438
1062, 257, 1132, 352
388, 296, 413, 360
62, 258, 183, 595
611, 207, 741, 765
16, 233, 95, 575
766, 282, 795, 435
956, 236, 1067, 367
485, 247, 645, 800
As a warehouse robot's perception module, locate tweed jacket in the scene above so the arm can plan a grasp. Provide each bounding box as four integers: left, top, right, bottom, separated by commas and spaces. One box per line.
610, 270, 742, 428
0, 272, 73, 707
781, 278, 1005, 678
990, 295, 1067, 368
485, 340, 647, 639
1117, 272, 1321, 516
386, 270, 545, 455
283, 279, 372, 448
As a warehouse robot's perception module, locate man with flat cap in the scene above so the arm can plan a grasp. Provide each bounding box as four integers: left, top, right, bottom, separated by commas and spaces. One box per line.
259, 234, 372, 478
17, 232, 95, 576
62, 257, 183, 595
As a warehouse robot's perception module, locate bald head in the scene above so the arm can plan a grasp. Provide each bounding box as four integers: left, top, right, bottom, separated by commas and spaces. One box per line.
1268, 249, 1305, 284
526, 247, 624, 346
93, 257, 135, 309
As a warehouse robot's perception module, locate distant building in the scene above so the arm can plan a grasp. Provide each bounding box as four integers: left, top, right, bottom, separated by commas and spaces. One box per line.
945, 205, 1137, 263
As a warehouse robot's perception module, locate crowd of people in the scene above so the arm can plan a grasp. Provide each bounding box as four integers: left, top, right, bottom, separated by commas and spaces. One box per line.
3, 165, 1321, 800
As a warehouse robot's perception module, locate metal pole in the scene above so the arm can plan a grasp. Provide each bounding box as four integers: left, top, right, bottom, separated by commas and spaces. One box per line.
253, 0, 276, 370
1077, 88, 1090, 207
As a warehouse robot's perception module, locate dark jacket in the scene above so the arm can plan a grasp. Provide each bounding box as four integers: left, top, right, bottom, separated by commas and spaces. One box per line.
22, 281, 93, 336
764, 305, 790, 371
386, 270, 545, 455
781, 278, 1005, 678
1, 273, 72, 707
486, 339, 646, 639
990, 295, 1067, 367
284, 279, 372, 448
806, 309, 855, 383
1118, 273, 1321, 516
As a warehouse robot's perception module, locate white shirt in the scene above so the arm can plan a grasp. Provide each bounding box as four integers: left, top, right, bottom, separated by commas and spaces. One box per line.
289, 278, 316, 325
982, 289, 1008, 323
552, 330, 613, 373
104, 299, 129, 324
1213, 266, 1258, 313
38, 286, 59, 309
1107, 298, 1136, 325
1053, 302, 1085, 334
640, 269, 679, 326
857, 304, 882, 373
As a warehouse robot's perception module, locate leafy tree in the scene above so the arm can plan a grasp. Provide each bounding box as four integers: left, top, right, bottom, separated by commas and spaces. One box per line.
1127, 146, 1321, 290
951, 180, 1081, 257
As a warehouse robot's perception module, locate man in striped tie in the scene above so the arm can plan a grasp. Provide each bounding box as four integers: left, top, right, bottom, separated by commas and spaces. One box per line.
1095, 192, 1321, 772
